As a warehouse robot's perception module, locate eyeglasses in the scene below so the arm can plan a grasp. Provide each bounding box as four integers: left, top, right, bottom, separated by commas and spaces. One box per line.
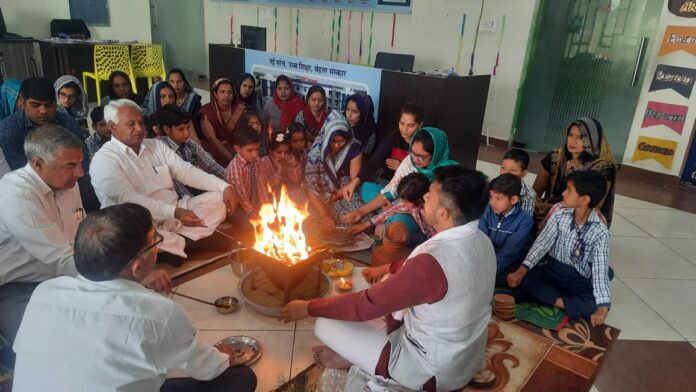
58, 92, 79, 101
410, 151, 432, 163
135, 233, 164, 259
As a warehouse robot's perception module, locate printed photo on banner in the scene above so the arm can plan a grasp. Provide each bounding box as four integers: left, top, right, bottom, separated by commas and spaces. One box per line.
632, 136, 678, 169
641, 101, 688, 135
244, 49, 382, 116
669, 0, 696, 17
649, 64, 696, 98
660, 25, 696, 57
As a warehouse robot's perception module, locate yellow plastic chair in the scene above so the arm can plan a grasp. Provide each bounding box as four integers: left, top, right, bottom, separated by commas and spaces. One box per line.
82, 45, 137, 106
131, 44, 166, 90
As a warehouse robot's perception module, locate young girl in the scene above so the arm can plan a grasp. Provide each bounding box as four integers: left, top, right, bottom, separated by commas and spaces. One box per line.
259, 131, 292, 195
243, 110, 269, 157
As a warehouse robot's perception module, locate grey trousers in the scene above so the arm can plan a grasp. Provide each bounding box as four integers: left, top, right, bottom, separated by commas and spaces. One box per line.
0, 282, 40, 345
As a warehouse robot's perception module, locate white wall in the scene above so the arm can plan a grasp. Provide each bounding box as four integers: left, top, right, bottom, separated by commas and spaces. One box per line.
0, 0, 151, 43
203, 0, 539, 141
621, 2, 696, 177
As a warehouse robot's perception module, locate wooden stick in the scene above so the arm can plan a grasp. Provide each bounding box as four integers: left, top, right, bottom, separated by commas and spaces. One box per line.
172, 291, 218, 307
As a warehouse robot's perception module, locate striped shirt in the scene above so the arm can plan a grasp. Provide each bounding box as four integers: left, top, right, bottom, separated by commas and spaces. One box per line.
523, 207, 611, 307
160, 136, 225, 198
224, 154, 275, 204
519, 181, 536, 216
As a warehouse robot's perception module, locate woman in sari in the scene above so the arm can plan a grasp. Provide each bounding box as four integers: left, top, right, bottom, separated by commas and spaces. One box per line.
199, 78, 246, 165
238, 73, 263, 112
101, 71, 142, 106
294, 85, 329, 141
304, 110, 364, 230
167, 68, 202, 133
0, 79, 22, 121
261, 75, 305, 133
533, 116, 617, 226
54, 75, 89, 135
344, 93, 377, 156
343, 127, 458, 234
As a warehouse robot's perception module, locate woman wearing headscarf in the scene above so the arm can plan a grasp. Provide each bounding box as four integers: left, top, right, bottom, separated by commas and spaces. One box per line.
101, 71, 142, 106
167, 68, 202, 135
0, 79, 22, 121
199, 78, 246, 166
343, 127, 458, 230
238, 73, 263, 112
533, 117, 617, 226
303, 110, 364, 230
54, 75, 89, 135
141, 81, 177, 116
294, 85, 329, 141
344, 93, 377, 156
261, 75, 305, 133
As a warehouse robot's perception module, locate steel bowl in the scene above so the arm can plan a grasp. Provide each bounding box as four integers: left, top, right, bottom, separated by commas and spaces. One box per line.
214, 296, 239, 314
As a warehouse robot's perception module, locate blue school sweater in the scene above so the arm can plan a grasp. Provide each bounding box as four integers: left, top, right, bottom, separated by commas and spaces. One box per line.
478, 204, 534, 272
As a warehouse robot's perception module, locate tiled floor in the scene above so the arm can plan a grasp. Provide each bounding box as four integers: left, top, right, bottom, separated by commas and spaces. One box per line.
171, 158, 696, 391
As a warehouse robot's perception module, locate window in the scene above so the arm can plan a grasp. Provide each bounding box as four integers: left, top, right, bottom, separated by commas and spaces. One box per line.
69, 0, 110, 26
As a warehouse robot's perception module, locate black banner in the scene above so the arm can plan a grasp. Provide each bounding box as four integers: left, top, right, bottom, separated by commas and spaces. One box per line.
669, 0, 696, 17
649, 64, 696, 99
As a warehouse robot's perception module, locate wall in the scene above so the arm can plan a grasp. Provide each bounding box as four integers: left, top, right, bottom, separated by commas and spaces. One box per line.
203, 0, 539, 141
151, 0, 207, 78
622, 2, 696, 177
0, 0, 151, 43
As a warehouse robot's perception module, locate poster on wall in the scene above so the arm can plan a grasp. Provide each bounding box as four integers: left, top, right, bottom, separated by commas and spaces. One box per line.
649, 64, 696, 98
641, 101, 689, 134
244, 49, 382, 116
660, 25, 696, 56
632, 136, 679, 169
680, 138, 696, 185
227, 0, 412, 13
669, 0, 696, 18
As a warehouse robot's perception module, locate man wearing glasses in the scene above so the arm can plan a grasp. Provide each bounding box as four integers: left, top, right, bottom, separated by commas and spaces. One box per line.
13, 203, 257, 392
0, 126, 170, 369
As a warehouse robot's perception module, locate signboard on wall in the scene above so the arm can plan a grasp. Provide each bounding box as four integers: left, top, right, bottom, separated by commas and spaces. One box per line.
641, 100, 689, 134
669, 0, 696, 18
649, 64, 696, 98
227, 0, 412, 13
632, 136, 679, 169
244, 49, 382, 115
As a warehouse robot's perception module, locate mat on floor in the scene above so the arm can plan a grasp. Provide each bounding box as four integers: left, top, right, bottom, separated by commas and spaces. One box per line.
275, 318, 620, 392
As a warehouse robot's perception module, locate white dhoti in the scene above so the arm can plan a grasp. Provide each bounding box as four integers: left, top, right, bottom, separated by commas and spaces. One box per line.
315, 318, 415, 392
157, 191, 227, 257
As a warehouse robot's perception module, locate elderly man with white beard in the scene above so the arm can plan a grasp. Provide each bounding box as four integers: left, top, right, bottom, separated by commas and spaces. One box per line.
90, 99, 239, 264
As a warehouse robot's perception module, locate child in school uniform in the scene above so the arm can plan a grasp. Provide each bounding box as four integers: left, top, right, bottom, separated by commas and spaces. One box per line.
85, 106, 111, 160
225, 125, 274, 213
507, 170, 612, 326
478, 174, 534, 287
499, 148, 536, 216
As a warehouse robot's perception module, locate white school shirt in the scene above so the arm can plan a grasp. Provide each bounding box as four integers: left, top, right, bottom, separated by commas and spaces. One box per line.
13, 276, 229, 392
90, 138, 230, 221
0, 164, 81, 285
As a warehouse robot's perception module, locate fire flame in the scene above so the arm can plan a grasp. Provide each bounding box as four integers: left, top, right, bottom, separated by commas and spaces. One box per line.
251, 186, 310, 264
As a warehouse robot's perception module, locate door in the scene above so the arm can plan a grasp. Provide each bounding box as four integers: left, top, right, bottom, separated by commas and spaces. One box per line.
514, 0, 664, 161
149, 0, 207, 79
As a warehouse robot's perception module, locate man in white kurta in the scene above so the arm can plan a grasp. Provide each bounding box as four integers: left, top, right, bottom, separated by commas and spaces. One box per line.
90, 99, 239, 257
0, 126, 84, 365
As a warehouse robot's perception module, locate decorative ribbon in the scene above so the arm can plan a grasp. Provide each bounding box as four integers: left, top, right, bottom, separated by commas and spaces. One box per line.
470, 0, 485, 76
391, 13, 396, 47
493, 15, 506, 76
368, 12, 375, 65
296, 9, 300, 55
330, 10, 336, 61
359, 12, 364, 64
274, 7, 278, 53
337, 10, 343, 59
455, 14, 466, 73
347, 11, 353, 64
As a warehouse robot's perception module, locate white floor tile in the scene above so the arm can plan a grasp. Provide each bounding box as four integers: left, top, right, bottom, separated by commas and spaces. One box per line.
613, 194, 672, 210
605, 279, 684, 341
622, 278, 696, 341
198, 330, 294, 392
691, 342, 696, 350
616, 208, 696, 239
658, 238, 696, 265
609, 237, 696, 279
609, 212, 650, 237
589, 385, 600, 392
291, 331, 322, 378
174, 267, 295, 331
